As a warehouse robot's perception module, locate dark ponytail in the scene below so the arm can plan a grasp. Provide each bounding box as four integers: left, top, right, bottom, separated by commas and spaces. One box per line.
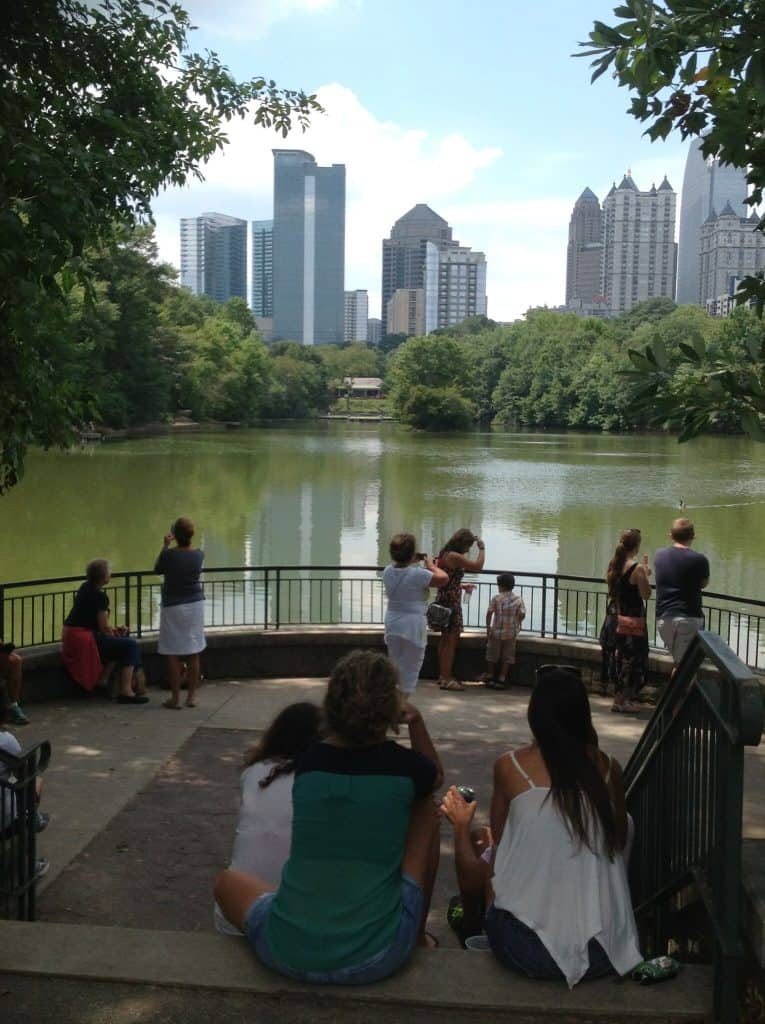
606, 528, 641, 598
243, 702, 322, 788
528, 670, 619, 859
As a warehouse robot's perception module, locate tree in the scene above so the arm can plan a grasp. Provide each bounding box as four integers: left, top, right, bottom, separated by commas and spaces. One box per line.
387, 335, 477, 429
580, 2, 765, 439
1, 0, 320, 491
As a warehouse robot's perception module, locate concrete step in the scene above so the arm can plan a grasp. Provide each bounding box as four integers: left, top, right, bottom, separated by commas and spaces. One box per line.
0, 921, 713, 1023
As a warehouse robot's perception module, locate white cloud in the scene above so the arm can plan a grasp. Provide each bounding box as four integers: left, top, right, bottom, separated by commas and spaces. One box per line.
181, 0, 344, 39
151, 83, 510, 316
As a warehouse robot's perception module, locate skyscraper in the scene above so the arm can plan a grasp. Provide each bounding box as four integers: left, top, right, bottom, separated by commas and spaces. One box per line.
366, 318, 382, 346
381, 205, 455, 335
272, 149, 346, 346
180, 212, 247, 303
700, 204, 765, 310
344, 290, 369, 344
565, 188, 603, 307
437, 246, 487, 328
601, 174, 677, 315
676, 139, 748, 305
251, 220, 273, 317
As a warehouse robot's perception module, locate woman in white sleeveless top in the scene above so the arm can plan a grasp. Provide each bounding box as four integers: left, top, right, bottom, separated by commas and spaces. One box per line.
441, 666, 641, 987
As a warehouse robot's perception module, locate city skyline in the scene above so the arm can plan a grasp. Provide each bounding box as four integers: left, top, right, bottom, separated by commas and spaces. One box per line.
150, 1, 692, 321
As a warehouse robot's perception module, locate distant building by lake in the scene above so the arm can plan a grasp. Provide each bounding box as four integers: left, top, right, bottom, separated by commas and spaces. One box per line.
344, 290, 369, 344
700, 204, 765, 311
367, 317, 382, 346
180, 212, 247, 303
251, 220, 273, 318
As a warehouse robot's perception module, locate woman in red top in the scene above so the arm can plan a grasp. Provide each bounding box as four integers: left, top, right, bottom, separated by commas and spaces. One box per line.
435, 529, 486, 691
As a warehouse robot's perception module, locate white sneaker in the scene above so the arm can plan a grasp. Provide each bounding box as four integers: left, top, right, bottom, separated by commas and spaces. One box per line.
35, 857, 50, 879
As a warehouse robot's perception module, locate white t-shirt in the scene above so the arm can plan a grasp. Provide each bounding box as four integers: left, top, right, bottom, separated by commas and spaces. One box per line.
214, 760, 295, 935
383, 564, 432, 648
0, 729, 22, 823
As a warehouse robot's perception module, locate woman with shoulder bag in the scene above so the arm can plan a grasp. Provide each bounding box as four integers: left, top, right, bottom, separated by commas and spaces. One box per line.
605, 528, 651, 715
434, 529, 486, 692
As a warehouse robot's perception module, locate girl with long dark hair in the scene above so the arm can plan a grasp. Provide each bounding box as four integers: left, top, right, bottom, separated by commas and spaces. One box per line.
214, 702, 322, 934
440, 667, 641, 986
434, 528, 486, 691
605, 527, 651, 714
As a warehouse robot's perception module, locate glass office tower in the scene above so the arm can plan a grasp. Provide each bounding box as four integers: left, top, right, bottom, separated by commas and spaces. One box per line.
180, 212, 247, 303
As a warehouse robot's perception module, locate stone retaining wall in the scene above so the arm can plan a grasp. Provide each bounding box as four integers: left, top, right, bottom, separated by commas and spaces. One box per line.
15, 628, 675, 703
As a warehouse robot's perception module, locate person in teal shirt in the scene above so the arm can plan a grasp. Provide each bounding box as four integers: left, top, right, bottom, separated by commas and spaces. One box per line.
215, 650, 443, 984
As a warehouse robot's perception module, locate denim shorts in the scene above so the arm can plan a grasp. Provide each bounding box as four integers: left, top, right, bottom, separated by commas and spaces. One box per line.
244, 874, 423, 985
484, 904, 613, 981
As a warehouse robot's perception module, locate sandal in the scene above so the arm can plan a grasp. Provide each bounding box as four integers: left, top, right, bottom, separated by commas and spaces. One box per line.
422, 931, 440, 949
439, 679, 465, 692
163, 698, 181, 710
611, 701, 641, 714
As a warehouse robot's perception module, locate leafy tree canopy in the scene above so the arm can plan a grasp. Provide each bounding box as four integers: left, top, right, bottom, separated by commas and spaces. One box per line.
1, 0, 320, 492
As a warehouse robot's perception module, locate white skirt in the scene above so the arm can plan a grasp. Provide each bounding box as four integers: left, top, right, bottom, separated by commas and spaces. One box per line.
158, 601, 206, 656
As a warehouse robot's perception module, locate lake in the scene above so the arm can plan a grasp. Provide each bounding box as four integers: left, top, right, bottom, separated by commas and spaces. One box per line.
1, 423, 763, 600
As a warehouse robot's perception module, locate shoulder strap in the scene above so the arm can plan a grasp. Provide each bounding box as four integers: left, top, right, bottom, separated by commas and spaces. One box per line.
509, 750, 535, 789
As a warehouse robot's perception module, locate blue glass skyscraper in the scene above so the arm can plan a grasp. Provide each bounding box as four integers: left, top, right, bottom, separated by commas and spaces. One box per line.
272, 150, 346, 345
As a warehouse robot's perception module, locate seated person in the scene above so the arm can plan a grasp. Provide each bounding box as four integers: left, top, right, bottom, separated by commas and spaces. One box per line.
0, 641, 29, 725
63, 559, 148, 704
214, 701, 322, 935
215, 650, 443, 984
440, 665, 641, 988
0, 687, 49, 877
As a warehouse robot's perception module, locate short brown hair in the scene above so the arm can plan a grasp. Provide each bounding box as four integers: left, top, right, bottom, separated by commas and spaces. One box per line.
390, 532, 416, 564
324, 651, 400, 746
670, 518, 695, 543
173, 516, 195, 546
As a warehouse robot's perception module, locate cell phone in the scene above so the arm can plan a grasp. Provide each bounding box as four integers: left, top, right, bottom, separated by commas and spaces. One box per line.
417, 552, 427, 560
169, 523, 175, 536
456, 785, 475, 804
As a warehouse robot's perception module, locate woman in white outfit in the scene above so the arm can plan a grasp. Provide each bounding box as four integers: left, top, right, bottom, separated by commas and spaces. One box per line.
382, 533, 448, 698
215, 701, 322, 934
155, 516, 205, 709
441, 665, 642, 987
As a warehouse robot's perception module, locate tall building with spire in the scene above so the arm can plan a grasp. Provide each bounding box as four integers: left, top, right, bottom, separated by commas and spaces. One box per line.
677, 139, 748, 305
700, 204, 765, 312
601, 173, 677, 315
272, 149, 346, 346
565, 187, 603, 308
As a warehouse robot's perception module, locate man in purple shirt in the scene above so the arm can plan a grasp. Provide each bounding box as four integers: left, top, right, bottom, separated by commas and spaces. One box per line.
653, 518, 710, 666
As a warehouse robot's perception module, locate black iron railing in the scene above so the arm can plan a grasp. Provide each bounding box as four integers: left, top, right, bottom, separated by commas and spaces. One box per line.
2, 566, 765, 669
0, 738, 51, 921
624, 631, 764, 1023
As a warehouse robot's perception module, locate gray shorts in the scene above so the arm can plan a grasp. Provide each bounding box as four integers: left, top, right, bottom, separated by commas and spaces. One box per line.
486, 635, 517, 665
657, 616, 704, 665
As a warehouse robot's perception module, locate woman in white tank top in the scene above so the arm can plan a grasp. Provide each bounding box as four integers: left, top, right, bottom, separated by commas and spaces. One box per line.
441, 666, 641, 987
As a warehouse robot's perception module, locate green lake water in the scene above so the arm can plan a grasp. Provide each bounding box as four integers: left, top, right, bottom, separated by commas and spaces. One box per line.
1, 423, 763, 600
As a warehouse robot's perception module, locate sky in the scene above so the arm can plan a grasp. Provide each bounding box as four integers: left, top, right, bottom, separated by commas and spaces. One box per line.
150, 0, 691, 322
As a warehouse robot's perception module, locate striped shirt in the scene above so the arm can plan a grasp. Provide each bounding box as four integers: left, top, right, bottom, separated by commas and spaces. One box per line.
488, 592, 525, 639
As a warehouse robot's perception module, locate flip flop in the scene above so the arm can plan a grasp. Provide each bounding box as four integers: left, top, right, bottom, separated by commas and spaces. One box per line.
163, 698, 182, 710
439, 679, 465, 692
185, 699, 197, 708
423, 931, 440, 949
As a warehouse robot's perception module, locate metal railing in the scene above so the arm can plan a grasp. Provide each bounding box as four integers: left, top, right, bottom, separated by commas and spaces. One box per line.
624, 631, 764, 1023
1, 566, 765, 669
0, 739, 51, 921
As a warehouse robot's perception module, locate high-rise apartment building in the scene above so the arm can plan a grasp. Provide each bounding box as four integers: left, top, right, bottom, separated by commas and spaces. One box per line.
437, 247, 487, 328
601, 174, 677, 315
381, 205, 487, 335
565, 188, 603, 307
367, 318, 382, 346
344, 290, 369, 344
381, 205, 454, 335
700, 204, 765, 308
677, 139, 748, 305
251, 220, 273, 317
180, 212, 247, 303
272, 149, 346, 346
387, 288, 425, 337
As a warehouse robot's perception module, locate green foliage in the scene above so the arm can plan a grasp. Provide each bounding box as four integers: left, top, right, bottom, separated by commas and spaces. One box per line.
318, 343, 383, 387
264, 343, 331, 418
387, 335, 476, 429
396, 386, 475, 431
0, 0, 320, 492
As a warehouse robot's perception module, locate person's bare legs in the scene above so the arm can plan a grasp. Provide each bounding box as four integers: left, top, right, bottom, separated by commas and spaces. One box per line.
185, 654, 199, 707
164, 655, 182, 708
214, 869, 275, 933
118, 665, 135, 698
401, 797, 440, 947
0, 652, 22, 704
459, 826, 492, 938
438, 631, 460, 684
133, 666, 147, 696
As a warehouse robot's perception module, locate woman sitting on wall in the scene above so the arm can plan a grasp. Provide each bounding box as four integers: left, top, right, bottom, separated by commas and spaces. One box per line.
62, 559, 148, 704
215, 650, 443, 984
440, 666, 641, 987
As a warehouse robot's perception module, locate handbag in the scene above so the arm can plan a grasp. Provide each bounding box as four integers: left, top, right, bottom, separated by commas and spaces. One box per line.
616, 614, 646, 637
426, 602, 452, 630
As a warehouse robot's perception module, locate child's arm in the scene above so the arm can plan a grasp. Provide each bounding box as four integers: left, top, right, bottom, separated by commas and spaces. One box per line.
516, 597, 526, 627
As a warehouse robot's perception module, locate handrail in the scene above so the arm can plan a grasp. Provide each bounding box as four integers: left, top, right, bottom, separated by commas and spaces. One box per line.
0, 738, 52, 922
623, 631, 764, 1024
2, 566, 764, 670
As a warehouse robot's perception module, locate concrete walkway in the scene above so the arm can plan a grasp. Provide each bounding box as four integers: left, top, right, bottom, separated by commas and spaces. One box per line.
17, 675, 765, 900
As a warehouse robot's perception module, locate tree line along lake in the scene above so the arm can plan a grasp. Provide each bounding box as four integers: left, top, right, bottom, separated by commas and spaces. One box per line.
1, 423, 763, 600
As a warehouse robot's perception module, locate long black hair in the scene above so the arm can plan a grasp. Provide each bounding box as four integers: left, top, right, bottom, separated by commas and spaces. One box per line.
243, 702, 322, 789
527, 668, 618, 859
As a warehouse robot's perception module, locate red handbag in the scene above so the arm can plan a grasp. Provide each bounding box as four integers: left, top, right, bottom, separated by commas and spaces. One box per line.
616, 614, 646, 637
